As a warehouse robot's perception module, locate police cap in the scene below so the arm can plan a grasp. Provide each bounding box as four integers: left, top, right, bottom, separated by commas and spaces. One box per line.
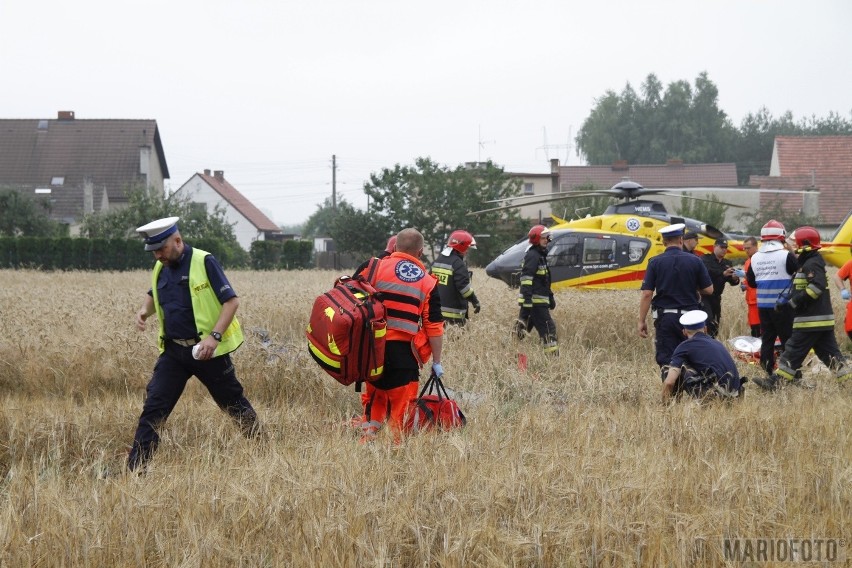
679, 310, 708, 330
659, 223, 686, 238
136, 217, 180, 251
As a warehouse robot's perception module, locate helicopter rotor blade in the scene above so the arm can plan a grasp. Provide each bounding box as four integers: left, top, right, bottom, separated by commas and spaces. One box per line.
653, 192, 748, 209
468, 192, 613, 215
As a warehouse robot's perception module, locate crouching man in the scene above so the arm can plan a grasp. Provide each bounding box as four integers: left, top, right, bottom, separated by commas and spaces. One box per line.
662, 310, 744, 402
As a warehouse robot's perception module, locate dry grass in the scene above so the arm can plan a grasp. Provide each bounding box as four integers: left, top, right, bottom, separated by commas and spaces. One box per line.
1, 269, 851, 567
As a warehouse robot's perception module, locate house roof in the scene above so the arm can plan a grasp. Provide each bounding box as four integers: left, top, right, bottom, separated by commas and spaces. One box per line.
197, 171, 281, 232
773, 136, 852, 177
0, 114, 168, 221
753, 136, 852, 225
559, 162, 738, 190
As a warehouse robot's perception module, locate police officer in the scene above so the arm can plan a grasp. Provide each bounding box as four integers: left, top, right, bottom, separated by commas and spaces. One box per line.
746, 220, 796, 375
639, 223, 713, 377
700, 238, 740, 338
129, 217, 260, 472
754, 227, 852, 390
682, 230, 700, 255
516, 224, 558, 355
431, 230, 481, 326
662, 310, 743, 401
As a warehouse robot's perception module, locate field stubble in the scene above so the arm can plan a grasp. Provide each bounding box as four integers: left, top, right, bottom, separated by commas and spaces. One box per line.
1, 269, 850, 567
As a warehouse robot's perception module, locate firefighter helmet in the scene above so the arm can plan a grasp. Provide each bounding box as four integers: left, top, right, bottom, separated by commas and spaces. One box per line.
760, 220, 786, 241
447, 230, 476, 254
528, 225, 551, 246
385, 235, 397, 254
794, 226, 821, 251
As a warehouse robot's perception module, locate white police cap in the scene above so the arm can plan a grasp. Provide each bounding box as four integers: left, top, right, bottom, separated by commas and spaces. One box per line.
679, 309, 708, 330
658, 223, 686, 237
136, 216, 180, 251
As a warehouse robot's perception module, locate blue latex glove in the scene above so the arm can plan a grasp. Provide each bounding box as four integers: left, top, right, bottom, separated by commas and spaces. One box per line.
733, 268, 746, 278
842, 289, 851, 301
432, 362, 444, 378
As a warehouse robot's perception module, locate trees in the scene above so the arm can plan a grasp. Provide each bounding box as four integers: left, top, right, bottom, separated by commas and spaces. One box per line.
675, 195, 729, 230
577, 72, 736, 166
0, 189, 67, 237
323, 158, 526, 265
80, 184, 247, 264
81, 184, 238, 242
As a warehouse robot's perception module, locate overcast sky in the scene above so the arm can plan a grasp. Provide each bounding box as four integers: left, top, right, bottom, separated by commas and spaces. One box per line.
2, 0, 850, 226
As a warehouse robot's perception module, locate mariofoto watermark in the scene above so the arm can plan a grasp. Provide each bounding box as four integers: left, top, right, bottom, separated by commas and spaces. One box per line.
721, 538, 846, 563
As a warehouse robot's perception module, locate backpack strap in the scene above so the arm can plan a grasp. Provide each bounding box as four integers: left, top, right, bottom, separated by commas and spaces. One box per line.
364, 256, 381, 286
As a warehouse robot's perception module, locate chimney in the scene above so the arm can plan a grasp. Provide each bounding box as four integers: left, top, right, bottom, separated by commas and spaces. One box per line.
203, 169, 211, 176
666, 158, 684, 167
57, 111, 75, 120
214, 170, 225, 181
611, 160, 628, 171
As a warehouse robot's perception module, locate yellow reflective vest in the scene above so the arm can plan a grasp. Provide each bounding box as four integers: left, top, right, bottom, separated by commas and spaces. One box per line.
151, 247, 244, 356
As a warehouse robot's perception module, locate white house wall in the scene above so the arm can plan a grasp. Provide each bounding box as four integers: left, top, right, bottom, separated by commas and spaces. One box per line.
181, 175, 262, 251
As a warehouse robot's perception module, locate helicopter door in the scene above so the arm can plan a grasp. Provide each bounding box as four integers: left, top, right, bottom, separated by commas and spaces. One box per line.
579, 236, 618, 275
547, 234, 583, 282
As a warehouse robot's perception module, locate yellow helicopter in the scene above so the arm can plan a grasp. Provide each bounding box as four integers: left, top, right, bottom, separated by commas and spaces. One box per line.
478, 181, 852, 291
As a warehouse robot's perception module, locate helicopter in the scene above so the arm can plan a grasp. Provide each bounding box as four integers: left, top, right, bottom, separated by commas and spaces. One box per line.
478, 181, 852, 291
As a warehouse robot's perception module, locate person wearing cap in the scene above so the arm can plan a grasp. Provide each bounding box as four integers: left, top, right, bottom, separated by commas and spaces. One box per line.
754, 227, 852, 391
699, 238, 741, 338
662, 310, 743, 402
746, 220, 797, 376
128, 217, 260, 472
430, 230, 481, 326
682, 231, 700, 255
639, 223, 713, 377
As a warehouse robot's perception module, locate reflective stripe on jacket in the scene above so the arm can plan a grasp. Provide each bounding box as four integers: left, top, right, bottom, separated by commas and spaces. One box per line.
373, 252, 442, 341
431, 249, 475, 320
789, 250, 835, 331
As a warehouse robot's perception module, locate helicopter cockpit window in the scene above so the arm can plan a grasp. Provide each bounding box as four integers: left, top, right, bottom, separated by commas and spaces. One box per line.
548, 235, 579, 266
583, 238, 616, 264
628, 240, 649, 263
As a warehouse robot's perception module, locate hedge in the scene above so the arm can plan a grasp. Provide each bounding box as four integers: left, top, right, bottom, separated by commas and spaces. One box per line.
0, 237, 306, 271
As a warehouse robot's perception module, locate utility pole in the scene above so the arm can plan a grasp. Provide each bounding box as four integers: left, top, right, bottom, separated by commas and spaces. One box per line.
332, 154, 337, 211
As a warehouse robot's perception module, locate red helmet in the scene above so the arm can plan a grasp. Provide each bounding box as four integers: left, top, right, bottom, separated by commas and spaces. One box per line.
794, 226, 821, 251
760, 220, 786, 241
447, 230, 476, 254
385, 235, 397, 254
528, 225, 552, 246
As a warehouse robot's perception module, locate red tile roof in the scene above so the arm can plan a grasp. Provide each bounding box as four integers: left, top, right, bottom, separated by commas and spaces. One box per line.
559, 162, 738, 190
198, 171, 281, 232
774, 136, 852, 177
752, 136, 852, 225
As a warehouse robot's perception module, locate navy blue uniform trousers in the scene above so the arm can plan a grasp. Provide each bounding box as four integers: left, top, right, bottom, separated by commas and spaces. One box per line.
128, 341, 258, 470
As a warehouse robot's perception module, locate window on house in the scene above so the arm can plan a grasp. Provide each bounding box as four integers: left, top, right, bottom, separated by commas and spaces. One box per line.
51, 176, 65, 186
190, 202, 207, 215
523, 183, 534, 195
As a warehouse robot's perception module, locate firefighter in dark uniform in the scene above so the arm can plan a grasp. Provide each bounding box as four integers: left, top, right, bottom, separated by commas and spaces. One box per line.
515, 225, 558, 354
639, 223, 714, 378
430, 229, 481, 326
662, 310, 744, 401
700, 238, 740, 338
129, 217, 260, 472
754, 227, 852, 390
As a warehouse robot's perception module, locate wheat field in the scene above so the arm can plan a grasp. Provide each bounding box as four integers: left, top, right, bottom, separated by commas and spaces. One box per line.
1, 268, 850, 567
